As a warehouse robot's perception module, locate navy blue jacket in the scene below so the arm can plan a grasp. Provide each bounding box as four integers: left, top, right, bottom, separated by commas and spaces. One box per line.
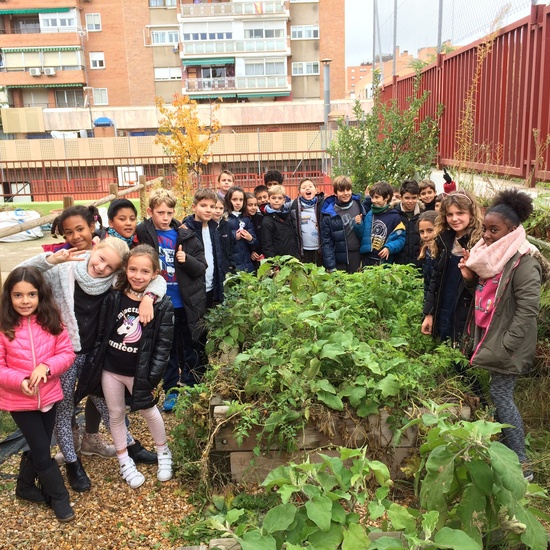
182, 215, 234, 303
320, 194, 365, 270
394, 203, 422, 268
225, 213, 257, 272
423, 230, 472, 341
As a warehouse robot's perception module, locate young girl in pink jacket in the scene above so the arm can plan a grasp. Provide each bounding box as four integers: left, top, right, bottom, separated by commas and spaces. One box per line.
0, 267, 75, 522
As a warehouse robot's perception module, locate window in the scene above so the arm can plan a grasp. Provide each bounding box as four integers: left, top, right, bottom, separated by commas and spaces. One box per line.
93, 88, 108, 105
154, 67, 182, 80
183, 32, 232, 41
291, 25, 319, 40
245, 59, 285, 76
292, 61, 320, 76
151, 30, 179, 44
89, 52, 105, 69
55, 89, 84, 108
40, 11, 77, 32
244, 27, 284, 39
149, 0, 176, 6
86, 14, 101, 32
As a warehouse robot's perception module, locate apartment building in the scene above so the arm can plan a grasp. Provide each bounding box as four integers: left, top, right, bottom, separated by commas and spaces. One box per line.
0, 0, 344, 112
0, 0, 354, 195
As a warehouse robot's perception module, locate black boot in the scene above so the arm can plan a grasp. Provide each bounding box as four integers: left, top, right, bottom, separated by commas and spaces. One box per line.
127, 439, 157, 464
15, 451, 45, 503
37, 459, 75, 523
65, 457, 91, 492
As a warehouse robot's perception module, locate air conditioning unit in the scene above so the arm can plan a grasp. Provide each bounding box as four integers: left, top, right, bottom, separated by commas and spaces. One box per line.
29, 68, 42, 76
43, 67, 56, 76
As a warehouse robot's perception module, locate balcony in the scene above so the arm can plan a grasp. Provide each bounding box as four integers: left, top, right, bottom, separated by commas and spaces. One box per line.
179, 1, 288, 19
0, 67, 86, 88
183, 75, 290, 97
0, 31, 82, 50
182, 38, 289, 56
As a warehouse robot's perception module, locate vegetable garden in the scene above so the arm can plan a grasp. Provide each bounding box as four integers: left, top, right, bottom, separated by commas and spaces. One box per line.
169, 258, 550, 549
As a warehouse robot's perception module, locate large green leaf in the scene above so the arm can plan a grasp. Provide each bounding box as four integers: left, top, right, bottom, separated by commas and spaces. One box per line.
239, 530, 278, 550
420, 447, 455, 511
305, 495, 333, 532
320, 343, 346, 361
516, 506, 549, 550
433, 527, 483, 550
307, 522, 344, 550
455, 484, 485, 545
262, 503, 297, 534
488, 442, 525, 499
376, 374, 400, 397
368, 535, 406, 549
317, 390, 344, 411
387, 503, 416, 533
342, 523, 371, 549
465, 459, 494, 495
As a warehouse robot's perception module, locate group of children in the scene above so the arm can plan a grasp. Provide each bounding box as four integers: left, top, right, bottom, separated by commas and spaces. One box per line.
0, 166, 546, 522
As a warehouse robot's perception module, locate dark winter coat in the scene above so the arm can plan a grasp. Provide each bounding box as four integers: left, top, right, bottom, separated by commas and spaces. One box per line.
260, 210, 300, 259
320, 194, 365, 270
182, 215, 234, 303
422, 230, 471, 341
76, 293, 174, 412
289, 193, 324, 261
225, 213, 257, 272
136, 218, 207, 341
394, 202, 422, 268
464, 251, 541, 376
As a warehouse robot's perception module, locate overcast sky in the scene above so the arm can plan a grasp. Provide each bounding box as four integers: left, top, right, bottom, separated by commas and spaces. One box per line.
345, 0, 537, 66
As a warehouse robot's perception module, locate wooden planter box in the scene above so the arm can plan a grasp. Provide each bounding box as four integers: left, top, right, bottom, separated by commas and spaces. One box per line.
210, 399, 470, 483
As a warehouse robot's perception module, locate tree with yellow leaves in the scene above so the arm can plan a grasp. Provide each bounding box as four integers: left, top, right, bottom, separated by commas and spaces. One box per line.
155, 94, 221, 216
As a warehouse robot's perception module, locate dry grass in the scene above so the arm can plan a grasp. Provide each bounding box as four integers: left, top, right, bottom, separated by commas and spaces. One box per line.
0, 410, 193, 550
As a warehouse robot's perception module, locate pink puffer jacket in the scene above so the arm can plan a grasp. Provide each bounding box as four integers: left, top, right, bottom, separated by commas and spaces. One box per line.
0, 316, 75, 412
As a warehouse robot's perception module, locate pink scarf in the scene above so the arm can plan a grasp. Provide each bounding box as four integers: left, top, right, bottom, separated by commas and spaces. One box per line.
465, 226, 530, 279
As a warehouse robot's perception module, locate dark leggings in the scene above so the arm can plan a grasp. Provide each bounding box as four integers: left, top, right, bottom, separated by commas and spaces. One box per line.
11, 406, 57, 472
490, 373, 527, 463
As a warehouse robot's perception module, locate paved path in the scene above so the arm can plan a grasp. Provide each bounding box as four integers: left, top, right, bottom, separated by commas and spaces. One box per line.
0, 234, 58, 285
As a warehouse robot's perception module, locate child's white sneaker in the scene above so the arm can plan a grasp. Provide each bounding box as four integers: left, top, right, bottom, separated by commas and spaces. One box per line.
120, 458, 145, 489
157, 449, 173, 482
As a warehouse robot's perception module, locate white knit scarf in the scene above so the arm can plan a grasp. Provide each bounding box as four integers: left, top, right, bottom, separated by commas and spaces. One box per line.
465, 226, 530, 279
73, 252, 117, 295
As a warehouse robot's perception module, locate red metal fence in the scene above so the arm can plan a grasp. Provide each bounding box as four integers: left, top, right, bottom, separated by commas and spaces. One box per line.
0, 152, 332, 203
381, 4, 550, 184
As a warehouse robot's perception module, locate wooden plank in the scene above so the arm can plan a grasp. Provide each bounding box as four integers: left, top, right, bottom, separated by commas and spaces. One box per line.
229, 450, 340, 484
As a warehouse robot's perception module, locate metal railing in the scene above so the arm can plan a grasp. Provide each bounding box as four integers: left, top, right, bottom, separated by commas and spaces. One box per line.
184, 75, 289, 92
0, 151, 331, 203
182, 38, 288, 55
380, 3, 550, 185
180, 1, 288, 18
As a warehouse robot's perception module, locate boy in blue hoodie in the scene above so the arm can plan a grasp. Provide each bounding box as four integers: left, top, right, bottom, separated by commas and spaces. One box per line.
320, 176, 366, 273
353, 181, 406, 266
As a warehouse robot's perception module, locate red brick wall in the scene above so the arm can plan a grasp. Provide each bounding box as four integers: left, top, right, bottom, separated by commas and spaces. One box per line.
319, 0, 345, 100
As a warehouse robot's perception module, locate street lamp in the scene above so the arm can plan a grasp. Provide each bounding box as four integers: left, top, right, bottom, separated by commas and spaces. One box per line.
321, 58, 332, 128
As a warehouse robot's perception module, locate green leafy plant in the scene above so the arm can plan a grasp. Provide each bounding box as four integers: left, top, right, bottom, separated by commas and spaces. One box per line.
408, 406, 550, 549
179, 417, 549, 549
328, 70, 443, 190
170, 258, 467, 491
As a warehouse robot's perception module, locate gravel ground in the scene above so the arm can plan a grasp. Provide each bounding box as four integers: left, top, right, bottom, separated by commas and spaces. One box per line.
0, 236, 196, 549
0, 410, 194, 549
